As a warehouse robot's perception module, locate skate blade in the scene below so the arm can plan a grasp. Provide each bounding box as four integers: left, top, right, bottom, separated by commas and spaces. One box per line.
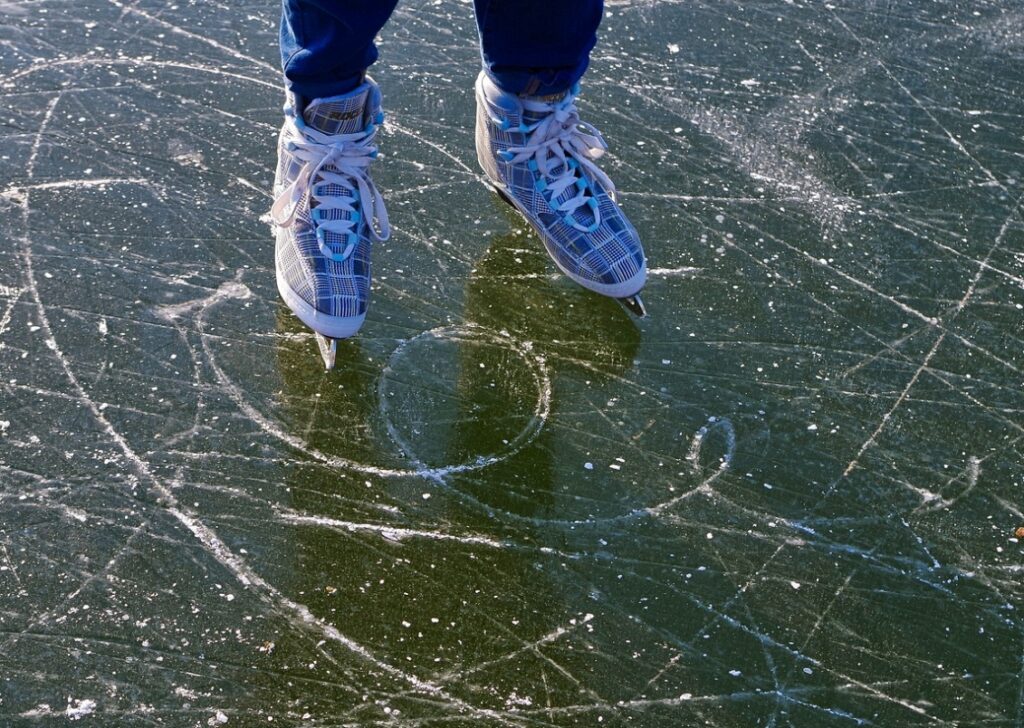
315, 334, 338, 371
619, 293, 647, 318
488, 182, 516, 209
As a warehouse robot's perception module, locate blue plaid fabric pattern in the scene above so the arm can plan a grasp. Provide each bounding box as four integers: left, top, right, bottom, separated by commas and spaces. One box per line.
474, 73, 647, 298
272, 79, 386, 334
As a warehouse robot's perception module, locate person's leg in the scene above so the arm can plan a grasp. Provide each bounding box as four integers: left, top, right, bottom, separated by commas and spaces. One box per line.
280, 0, 400, 102
273, 0, 398, 362
473, 0, 604, 96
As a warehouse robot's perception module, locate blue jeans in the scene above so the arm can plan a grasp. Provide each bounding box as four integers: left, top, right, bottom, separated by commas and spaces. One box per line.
280, 0, 604, 100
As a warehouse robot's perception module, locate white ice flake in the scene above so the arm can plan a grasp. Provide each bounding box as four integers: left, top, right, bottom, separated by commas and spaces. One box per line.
65, 699, 96, 721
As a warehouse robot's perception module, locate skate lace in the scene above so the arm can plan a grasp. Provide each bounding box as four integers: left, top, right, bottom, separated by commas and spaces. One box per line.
270, 121, 390, 262
496, 93, 614, 233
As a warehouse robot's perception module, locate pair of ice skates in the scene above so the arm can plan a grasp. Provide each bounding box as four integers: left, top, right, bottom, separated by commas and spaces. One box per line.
270, 72, 648, 370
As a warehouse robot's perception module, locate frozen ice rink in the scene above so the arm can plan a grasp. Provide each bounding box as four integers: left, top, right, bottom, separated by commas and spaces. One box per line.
2, 0, 1024, 725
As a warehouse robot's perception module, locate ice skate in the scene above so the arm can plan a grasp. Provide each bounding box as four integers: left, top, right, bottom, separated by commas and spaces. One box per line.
474, 72, 647, 317
270, 77, 389, 369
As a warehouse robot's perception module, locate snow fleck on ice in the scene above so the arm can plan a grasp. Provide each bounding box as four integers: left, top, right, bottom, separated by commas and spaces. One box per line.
65, 699, 96, 721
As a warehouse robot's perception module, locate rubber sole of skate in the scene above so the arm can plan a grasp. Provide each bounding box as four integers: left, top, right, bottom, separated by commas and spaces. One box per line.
276, 274, 363, 370
488, 182, 648, 318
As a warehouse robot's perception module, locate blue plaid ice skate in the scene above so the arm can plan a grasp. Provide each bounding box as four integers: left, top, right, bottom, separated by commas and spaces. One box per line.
474, 72, 647, 304
270, 78, 389, 342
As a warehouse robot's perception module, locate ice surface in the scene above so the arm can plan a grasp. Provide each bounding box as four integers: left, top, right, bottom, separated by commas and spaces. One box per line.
1, 0, 1024, 725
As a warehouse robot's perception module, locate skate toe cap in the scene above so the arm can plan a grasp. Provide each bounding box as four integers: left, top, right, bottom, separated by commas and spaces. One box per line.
575, 231, 646, 297
277, 276, 368, 339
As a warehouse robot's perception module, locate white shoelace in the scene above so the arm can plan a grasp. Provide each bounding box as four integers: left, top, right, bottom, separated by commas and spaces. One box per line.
270, 122, 390, 262
498, 94, 615, 233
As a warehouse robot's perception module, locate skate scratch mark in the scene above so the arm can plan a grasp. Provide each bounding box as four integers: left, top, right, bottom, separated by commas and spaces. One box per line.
648, 266, 701, 277
14, 90, 525, 728
640, 652, 682, 693
737, 221, 1023, 377
443, 414, 735, 527
437, 613, 595, 686
0, 519, 155, 652
835, 186, 1023, 493
154, 279, 251, 322
637, 547, 933, 722
231, 176, 270, 198
841, 330, 946, 481
376, 324, 551, 476
487, 266, 698, 280
0, 286, 22, 346
911, 456, 981, 514
275, 507, 507, 548
105, 0, 279, 74
382, 332, 735, 525
0, 57, 278, 92
993, 495, 1024, 522
1, 178, 157, 199
194, 283, 734, 529
887, 218, 1024, 291
0, 543, 22, 591
197, 299, 552, 480
387, 119, 477, 177
640, 416, 735, 518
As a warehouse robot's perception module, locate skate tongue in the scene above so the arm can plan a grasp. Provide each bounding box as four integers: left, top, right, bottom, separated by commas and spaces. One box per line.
523, 90, 570, 104
482, 77, 597, 228
520, 92, 570, 126
303, 87, 370, 135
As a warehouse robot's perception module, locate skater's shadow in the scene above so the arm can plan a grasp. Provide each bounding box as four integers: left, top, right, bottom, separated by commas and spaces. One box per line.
270, 215, 641, 516
431, 218, 642, 517
467, 203, 642, 377
263, 223, 647, 666
273, 306, 384, 464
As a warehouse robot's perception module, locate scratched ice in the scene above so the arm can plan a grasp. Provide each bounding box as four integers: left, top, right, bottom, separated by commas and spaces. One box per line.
1, 0, 1023, 725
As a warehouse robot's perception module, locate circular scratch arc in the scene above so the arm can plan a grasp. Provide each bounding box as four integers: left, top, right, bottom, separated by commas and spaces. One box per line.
376, 323, 551, 474
195, 286, 552, 480
195, 282, 735, 528
15, 92, 523, 727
